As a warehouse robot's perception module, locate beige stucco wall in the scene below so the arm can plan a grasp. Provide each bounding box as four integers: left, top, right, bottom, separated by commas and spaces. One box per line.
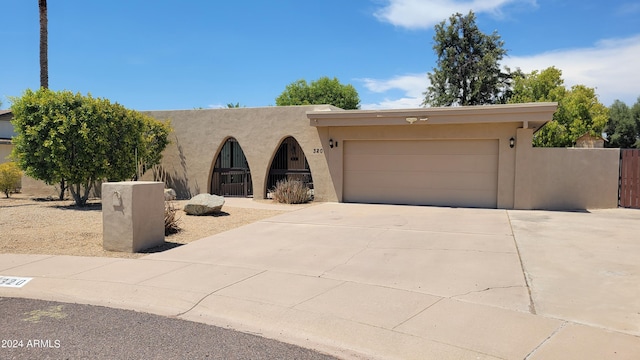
1, 143, 59, 197
321, 122, 520, 208
132, 103, 619, 210
142, 106, 339, 201
1, 143, 60, 198
1, 116, 59, 197
102, 181, 165, 252
20, 177, 61, 198
524, 147, 620, 210
0, 143, 12, 164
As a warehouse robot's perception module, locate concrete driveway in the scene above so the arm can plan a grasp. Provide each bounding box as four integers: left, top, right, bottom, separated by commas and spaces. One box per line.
509, 209, 640, 336
1, 202, 639, 359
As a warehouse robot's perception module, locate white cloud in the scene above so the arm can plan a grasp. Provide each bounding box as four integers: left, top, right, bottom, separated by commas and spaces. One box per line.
361, 97, 424, 110
359, 34, 640, 109
373, 0, 531, 29
504, 34, 640, 105
359, 73, 427, 109
361, 74, 426, 96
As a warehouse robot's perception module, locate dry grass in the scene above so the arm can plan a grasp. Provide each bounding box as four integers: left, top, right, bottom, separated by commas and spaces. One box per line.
271, 179, 312, 204
0, 194, 286, 259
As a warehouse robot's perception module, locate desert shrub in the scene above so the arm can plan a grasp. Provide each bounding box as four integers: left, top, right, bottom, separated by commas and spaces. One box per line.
271, 179, 311, 204
164, 201, 181, 235
0, 162, 22, 198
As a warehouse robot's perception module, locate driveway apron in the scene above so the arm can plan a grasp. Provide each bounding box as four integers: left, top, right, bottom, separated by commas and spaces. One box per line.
2, 202, 640, 359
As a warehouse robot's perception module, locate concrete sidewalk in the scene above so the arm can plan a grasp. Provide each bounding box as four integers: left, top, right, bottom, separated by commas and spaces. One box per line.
1, 202, 639, 359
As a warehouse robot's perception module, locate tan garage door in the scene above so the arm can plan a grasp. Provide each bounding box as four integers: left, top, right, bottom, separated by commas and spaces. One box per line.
343, 139, 499, 208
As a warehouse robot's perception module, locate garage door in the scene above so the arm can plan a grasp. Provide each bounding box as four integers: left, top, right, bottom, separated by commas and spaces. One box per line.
343, 140, 499, 208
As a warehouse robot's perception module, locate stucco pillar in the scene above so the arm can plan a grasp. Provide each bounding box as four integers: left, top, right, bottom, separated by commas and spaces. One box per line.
102, 181, 165, 252
513, 128, 534, 209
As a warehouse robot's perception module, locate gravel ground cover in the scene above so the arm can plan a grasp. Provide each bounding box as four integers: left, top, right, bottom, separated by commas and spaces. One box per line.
0, 194, 286, 259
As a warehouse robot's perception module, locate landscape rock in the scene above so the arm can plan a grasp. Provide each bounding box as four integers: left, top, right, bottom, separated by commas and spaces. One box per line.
164, 188, 177, 201
183, 194, 225, 215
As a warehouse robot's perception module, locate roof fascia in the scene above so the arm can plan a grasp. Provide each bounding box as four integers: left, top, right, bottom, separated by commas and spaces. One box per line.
308, 102, 558, 131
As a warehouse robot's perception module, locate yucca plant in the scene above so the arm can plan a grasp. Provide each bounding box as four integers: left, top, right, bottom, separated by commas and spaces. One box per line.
271, 179, 311, 204
164, 201, 181, 235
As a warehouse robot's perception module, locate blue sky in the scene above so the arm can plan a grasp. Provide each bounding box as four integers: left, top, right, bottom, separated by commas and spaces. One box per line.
1, 0, 639, 111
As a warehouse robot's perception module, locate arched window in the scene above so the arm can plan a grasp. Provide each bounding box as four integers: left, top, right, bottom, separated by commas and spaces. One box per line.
266, 137, 313, 197
211, 138, 252, 197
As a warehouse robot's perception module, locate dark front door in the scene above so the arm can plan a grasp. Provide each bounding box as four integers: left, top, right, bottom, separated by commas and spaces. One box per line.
266, 137, 313, 195
211, 138, 253, 197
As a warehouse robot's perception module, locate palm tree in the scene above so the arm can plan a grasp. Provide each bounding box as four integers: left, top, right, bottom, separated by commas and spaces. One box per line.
39, 0, 66, 199
39, 0, 48, 89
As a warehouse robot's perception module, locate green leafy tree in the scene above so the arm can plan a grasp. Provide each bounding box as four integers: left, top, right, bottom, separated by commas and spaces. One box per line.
553, 85, 609, 145
509, 67, 566, 103
276, 76, 360, 109
604, 98, 640, 148
226, 102, 242, 108
0, 162, 22, 198
509, 67, 608, 147
423, 11, 511, 106
10, 88, 171, 206
276, 80, 309, 106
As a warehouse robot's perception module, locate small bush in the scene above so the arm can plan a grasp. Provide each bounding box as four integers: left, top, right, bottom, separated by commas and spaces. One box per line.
271, 179, 311, 204
0, 162, 22, 198
164, 201, 181, 235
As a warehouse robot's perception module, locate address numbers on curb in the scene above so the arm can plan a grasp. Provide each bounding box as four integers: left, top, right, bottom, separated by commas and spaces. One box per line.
0, 276, 33, 288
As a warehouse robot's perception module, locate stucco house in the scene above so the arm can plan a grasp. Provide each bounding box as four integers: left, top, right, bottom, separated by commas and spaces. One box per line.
1, 103, 621, 210
0, 110, 15, 163
575, 133, 606, 148
143, 102, 619, 210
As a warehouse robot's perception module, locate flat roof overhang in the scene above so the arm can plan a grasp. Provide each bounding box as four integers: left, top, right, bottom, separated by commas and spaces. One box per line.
307, 102, 558, 132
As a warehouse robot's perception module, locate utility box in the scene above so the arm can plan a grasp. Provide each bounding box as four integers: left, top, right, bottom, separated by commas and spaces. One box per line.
102, 181, 164, 252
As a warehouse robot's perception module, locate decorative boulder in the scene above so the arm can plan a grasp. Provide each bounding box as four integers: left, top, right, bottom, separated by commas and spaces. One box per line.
184, 194, 225, 215
164, 188, 177, 201
164, 189, 177, 201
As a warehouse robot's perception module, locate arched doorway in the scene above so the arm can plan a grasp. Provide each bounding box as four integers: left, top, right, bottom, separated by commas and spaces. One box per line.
211, 138, 253, 197
266, 136, 313, 197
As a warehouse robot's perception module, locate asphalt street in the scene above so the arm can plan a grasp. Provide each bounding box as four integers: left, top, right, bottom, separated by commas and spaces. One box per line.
0, 297, 339, 360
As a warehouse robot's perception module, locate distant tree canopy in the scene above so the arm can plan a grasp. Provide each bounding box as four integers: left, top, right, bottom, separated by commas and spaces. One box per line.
604, 97, 640, 148
10, 88, 171, 206
423, 11, 511, 106
509, 67, 565, 104
509, 67, 609, 147
276, 76, 360, 109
